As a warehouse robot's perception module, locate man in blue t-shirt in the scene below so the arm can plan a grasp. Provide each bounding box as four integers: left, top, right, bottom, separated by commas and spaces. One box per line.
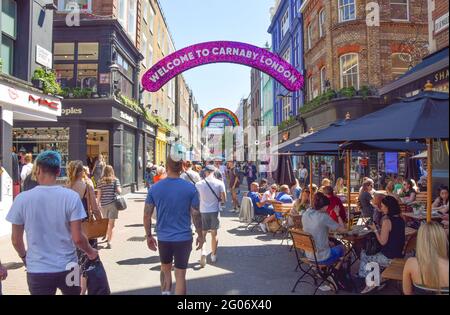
260, 185, 294, 233
248, 182, 274, 216
144, 156, 204, 295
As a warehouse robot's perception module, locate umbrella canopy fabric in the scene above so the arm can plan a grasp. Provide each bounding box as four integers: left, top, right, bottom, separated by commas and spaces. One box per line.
280, 140, 426, 154
411, 151, 427, 159
301, 91, 449, 143
272, 155, 297, 187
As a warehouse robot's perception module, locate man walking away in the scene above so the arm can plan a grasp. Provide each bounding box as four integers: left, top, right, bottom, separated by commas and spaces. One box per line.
181, 161, 201, 184
6, 151, 98, 295
195, 165, 226, 267
144, 156, 204, 295
298, 163, 308, 188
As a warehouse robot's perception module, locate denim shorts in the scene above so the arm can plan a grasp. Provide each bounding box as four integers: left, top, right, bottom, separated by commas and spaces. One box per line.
318, 245, 345, 266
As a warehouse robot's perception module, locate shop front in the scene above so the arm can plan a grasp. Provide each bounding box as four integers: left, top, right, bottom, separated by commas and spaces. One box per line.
156, 127, 168, 166
14, 99, 142, 193
0, 78, 61, 236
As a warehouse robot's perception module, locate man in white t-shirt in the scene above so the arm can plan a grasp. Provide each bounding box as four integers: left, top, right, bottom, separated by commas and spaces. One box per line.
195, 165, 226, 267
181, 161, 201, 184
298, 163, 308, 187
6, 151, 98, 295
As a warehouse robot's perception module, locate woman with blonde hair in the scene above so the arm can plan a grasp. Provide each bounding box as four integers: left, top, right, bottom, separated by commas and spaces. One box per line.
385, 181, 401, 203
66, 160, 102, 295
334, 177, 347, 195
153, 166, 167, 184
20, 153, 33, 182
403, 222, 449, 295
22, 161, 39, 191
92, 154, 106, 187
97, 165, 121, 249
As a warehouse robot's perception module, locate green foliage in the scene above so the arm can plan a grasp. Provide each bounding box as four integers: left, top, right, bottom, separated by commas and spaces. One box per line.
279, 116, 296, 130
32, 67, 62, 95
338, 86, 357, 98
60, 87, 93, 98
358, 85, 372, 100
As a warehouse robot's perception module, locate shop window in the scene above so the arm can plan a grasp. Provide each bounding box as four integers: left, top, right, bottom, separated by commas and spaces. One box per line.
390, 0, 409, 21
55, 64, 75, 87
123, 131, 136, 186
13, 128, 69, 178
77, 64, 98, 91
340, 53, 359, 89
54, 43, 75, 61
1, 0, 16, 75
338, 0, 356, 23
78, 42, 98, 61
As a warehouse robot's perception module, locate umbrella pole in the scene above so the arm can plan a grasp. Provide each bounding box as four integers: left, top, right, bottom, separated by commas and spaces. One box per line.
427, 139, 433, 223
309, 155, 313, 207
346, 150, 352, 230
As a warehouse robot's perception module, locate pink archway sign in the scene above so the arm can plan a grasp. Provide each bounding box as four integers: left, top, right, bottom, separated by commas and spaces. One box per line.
141, 41, 304, 92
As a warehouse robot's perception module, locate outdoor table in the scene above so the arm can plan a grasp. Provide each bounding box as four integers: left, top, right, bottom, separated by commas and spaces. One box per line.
381, 258, 406, 282
402, 211, 442, 222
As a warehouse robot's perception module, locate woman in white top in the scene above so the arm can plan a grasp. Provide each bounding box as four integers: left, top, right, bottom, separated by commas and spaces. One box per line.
260, 184, 278, 205
20, 153, 34, 182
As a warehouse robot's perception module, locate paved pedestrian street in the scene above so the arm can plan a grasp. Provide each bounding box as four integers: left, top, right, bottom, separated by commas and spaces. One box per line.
0, 188, 326, 295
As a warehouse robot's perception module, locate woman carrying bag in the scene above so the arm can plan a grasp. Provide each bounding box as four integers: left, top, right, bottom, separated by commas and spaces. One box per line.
67, 160, 107, 295
97, 165, 122, 249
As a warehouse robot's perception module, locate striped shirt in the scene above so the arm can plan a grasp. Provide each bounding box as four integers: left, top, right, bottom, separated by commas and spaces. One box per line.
98, 178, 120, 206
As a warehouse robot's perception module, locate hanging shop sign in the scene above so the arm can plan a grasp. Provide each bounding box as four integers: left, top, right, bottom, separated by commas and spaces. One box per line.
36, 45, 53, 69
142, 41, 304, 93
435, 12, 449, 34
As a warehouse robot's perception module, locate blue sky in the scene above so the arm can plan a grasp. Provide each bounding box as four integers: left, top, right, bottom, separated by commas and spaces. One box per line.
159, 0, 274, 113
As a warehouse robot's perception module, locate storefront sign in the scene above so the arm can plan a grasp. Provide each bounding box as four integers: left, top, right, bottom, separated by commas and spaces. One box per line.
28, 95, 59, 110
36, 45, 52, 69
62, 107, 83, 115
142, 41, 304, 93
435, 13, 449, 34
434, 68, 449, 84
144, 124, 156, 135
120, 111, 135, 124
99, 73, 110, 84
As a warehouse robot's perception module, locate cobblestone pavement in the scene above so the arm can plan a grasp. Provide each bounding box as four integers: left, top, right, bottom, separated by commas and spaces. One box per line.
0, 185, 398, 295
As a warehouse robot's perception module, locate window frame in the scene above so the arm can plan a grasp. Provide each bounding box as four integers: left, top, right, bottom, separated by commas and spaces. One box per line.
339, 53, 359, 90
390, 0, 410, 21
319, 9, 326, 37
307, 23, 313, 50
57, 0, 92, 13
391, 52, 412, 79
281, 8, 290, 38
1, 0, 17, 75
338, 0, 356, 23
320, 66, 327, 93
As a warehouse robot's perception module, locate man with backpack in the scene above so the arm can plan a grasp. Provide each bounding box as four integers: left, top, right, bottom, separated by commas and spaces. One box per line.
195, 165, 226, 267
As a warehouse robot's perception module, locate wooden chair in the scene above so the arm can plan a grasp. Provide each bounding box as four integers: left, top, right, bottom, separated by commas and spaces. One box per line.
272, 203, 293, 237
415, 192, 428, 203
290, 229, 341, 294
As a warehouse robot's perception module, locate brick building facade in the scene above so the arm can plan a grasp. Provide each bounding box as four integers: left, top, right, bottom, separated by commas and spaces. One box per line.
430, 0, 449, 51
300, 0, 429, 99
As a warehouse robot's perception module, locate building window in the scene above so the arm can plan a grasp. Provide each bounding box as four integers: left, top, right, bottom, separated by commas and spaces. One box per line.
117, 52, 134, 99
54, 42, 99, 92
149, 3, 155, 34
282, 97, 291, 121
307, 23, 313, 50
128, 0, 137, 43
281, 9, 289, 37
282, 48, 290, 62
391, 53, 411, 79
141, 33, 148, 67
143, 0, 149, 23
340, 53, 359, 89
307, 76, 314, 101
148, 45, 153, 67
320, 67, 327, 93
118, 0, 126, 27
390, 0, 409, 21
319, 9, 326, 37
1, 0, 16, 75
338, 0, 356, 22
57, 0, 92, 12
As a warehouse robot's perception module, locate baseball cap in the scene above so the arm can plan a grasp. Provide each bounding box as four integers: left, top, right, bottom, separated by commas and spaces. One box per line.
205, 165, 216, 172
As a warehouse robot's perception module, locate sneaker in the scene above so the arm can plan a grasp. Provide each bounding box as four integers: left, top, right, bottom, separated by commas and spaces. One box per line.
259, 223, 268, 233
211, 254, 217, 263
161, 291, 171, 295
105, 242, 111, 249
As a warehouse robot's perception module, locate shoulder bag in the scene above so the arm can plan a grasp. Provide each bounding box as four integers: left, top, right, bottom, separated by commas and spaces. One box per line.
204, 178, 224, 211
114, 179, 127, 211
82, 185, 109, 239
364, 232, 382, 255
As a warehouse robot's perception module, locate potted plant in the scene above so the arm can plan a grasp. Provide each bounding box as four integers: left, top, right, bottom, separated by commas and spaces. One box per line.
31, 67, 45, 89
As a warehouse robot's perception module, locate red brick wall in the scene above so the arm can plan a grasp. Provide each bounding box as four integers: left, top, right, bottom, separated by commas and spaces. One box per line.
303, 0, 429, 97
433, 0, 449, 51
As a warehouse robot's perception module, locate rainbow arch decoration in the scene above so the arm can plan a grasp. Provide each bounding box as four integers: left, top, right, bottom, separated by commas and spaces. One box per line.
202, 108, 240, 128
